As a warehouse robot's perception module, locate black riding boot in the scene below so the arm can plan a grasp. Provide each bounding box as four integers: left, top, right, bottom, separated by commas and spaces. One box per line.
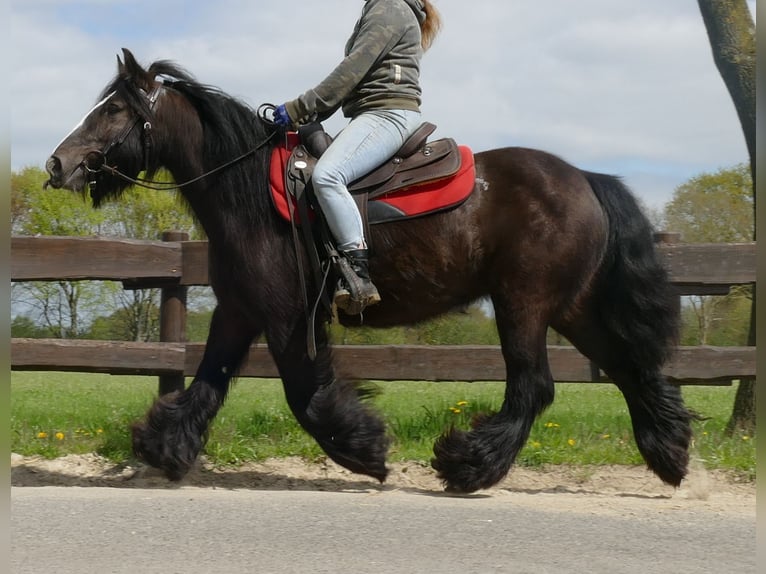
334, 248, 381, 314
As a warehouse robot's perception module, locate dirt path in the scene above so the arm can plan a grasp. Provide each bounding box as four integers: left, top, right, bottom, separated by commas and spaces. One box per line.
11, 453, 754, 517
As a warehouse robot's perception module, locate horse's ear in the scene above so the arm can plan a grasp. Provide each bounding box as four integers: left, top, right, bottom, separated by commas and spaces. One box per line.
120, 48, 141, 75
118, 48, 152, 89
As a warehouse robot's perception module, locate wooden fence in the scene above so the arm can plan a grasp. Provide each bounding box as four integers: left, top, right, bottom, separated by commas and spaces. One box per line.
10, 232, 757, 392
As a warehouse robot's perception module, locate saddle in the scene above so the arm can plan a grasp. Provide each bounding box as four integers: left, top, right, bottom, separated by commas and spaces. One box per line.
268, 121, 475, 356
272, 121, 471, 231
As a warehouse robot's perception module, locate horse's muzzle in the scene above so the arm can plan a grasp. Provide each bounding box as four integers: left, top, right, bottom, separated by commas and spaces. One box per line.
44, 156, 63, 189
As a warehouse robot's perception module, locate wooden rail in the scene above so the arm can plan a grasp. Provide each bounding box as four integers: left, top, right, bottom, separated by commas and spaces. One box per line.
9, 339, 755, 386
10, 233, 756, 388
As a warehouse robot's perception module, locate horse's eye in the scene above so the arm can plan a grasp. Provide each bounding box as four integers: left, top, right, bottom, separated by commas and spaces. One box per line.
105, 102, 122, 116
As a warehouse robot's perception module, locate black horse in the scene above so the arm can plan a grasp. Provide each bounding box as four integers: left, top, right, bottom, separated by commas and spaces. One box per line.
45, 49, 694, 493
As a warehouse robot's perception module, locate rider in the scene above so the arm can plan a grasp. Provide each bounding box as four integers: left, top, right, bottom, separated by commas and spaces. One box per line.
272, 0, 442, 312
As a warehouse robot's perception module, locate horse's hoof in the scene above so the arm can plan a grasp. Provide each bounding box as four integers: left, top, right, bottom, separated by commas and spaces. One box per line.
431, 427, 511, 493
131, 419, 197, 482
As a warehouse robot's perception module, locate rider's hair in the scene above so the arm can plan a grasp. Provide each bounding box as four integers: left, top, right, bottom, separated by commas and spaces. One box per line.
420, 1, 443, 51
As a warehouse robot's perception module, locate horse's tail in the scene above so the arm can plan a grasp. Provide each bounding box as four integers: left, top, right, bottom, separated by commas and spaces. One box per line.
584, 171, 679, 368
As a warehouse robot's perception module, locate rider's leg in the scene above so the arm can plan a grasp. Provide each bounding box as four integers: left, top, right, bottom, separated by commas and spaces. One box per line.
312, 109, 421, 309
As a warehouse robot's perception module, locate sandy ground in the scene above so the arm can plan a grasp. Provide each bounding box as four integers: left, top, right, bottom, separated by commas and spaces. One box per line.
11, 453, 755, 517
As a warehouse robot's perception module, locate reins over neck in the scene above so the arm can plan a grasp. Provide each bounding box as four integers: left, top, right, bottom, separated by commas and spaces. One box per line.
99, 131, 277, 191
87, 80, 278, 192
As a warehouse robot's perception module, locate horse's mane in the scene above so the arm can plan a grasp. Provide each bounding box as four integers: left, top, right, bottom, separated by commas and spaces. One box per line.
101, 59, 278, 229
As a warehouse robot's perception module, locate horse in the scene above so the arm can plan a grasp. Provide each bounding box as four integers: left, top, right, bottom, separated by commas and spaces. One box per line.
45, 49, 694, 493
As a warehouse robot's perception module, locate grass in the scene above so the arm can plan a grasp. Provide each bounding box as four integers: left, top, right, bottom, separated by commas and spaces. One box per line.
10, 372, 756, 480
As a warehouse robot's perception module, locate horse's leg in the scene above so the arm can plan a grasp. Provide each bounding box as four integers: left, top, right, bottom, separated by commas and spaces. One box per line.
132, 304, 257, 480
432, 299, 554, 493
555, 311, 694, 487
266, 316, 390, 482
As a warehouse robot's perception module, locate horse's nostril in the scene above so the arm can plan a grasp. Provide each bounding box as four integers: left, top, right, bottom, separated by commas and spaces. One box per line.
44, 156, 63, 188
46, 156, 62, 177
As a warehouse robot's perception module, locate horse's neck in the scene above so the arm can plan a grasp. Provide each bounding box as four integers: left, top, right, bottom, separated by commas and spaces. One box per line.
157, 98, 278, 245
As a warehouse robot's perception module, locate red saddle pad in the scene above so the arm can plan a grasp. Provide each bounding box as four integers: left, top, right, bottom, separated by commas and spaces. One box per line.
269, 141, 475, 224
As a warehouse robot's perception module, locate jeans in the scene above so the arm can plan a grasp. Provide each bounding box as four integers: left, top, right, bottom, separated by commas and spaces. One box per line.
312, 109, 422, 251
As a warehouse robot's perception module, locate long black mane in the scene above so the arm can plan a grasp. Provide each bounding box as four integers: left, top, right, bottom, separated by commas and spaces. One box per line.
103, 59, 278, 227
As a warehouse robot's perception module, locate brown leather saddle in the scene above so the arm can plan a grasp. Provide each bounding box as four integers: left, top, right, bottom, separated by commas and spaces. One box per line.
285, 121, 462, 236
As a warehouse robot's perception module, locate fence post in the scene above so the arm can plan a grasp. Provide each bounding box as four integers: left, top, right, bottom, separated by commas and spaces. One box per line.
158, 230, 188, 395
654, 230, 683, 339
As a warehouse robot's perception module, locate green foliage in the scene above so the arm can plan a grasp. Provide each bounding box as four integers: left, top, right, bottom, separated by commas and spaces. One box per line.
11, 315, 54, 338
12, 166, 105, 236
664, 164, 754, 346
409, 307, 500, 345
99, 170, 200, 240
330, 304, 501, 346
680, 288, 753, 346
187, 309, 215, 342
11, 166, 201, 338
664, 163, 753, 243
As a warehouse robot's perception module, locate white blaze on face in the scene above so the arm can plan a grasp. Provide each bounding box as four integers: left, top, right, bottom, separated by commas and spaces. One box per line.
53, 91, 117, 151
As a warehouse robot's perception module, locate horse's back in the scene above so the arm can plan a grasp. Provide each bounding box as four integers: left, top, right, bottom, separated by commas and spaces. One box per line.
355, 146, 608, 327
472, 146, 608, 261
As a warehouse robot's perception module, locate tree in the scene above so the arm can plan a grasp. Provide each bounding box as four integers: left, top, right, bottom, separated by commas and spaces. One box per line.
665, 164, 753, 243
665, 165, 753, 346
96, 176, 199, 341
11, 167, 108, 337
11, 166, 202, 341
11, 315, 53, 338
697, 0, 756, 434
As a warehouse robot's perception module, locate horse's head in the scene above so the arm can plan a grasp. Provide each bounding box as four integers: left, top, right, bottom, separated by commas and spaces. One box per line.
45, 48, 164, 206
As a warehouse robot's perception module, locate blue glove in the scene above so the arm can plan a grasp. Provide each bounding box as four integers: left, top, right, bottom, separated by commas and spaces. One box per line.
273, 104, 292, 126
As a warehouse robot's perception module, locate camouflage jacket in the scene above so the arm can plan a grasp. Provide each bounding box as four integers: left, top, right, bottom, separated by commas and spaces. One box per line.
284, 0, 426, 124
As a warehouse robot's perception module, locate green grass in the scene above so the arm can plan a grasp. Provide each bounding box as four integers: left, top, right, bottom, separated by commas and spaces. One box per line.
10, 372, 756, 480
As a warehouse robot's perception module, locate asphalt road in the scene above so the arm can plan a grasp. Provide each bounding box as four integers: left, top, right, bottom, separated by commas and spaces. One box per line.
11, 486, 755, 574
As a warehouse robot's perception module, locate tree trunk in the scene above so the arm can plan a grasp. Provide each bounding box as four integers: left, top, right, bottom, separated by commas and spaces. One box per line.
726, 289, 756, 435
697, 0, 756, 434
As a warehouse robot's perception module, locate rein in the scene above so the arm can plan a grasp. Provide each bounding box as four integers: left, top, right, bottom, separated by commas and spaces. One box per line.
84, 85, 278, 192
99, 132, 277, 191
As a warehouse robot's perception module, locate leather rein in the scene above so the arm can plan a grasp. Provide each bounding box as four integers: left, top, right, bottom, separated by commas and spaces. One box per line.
82, 82, 277, 192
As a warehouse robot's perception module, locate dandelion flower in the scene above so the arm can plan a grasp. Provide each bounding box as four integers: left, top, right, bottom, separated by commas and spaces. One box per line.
96, 429, 104, 434
456, 401, 468, 407
742, 435, 750, 441
55, 432, 65, 441
37, 432, 48, 439
567, 438, 576, 447
531, 441, 542, 449
449, 407, 462, 414
545, 422, 560, 428
601, 434, 610, 439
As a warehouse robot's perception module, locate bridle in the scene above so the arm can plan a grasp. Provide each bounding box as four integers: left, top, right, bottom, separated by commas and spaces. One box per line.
81, 80, 278, 193
81, 81, 164, 193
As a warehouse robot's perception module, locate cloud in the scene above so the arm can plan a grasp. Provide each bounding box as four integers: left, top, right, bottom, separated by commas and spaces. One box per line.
11, 0, 753, 210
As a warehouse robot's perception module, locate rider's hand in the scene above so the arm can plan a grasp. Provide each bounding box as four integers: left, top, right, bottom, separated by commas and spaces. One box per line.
273, 104, 292, 127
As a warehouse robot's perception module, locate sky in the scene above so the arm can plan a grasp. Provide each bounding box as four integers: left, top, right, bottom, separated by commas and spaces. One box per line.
10, 0, 757, 211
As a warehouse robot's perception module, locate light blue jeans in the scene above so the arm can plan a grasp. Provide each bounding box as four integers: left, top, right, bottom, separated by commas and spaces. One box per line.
312, 109, 422, 251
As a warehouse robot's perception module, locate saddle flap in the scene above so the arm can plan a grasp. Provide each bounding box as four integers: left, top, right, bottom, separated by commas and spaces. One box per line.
285, 144, 316, 200
349, 137, 461, 197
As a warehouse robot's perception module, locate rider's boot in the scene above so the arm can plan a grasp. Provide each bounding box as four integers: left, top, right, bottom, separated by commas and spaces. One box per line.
334, 248, 381, 313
